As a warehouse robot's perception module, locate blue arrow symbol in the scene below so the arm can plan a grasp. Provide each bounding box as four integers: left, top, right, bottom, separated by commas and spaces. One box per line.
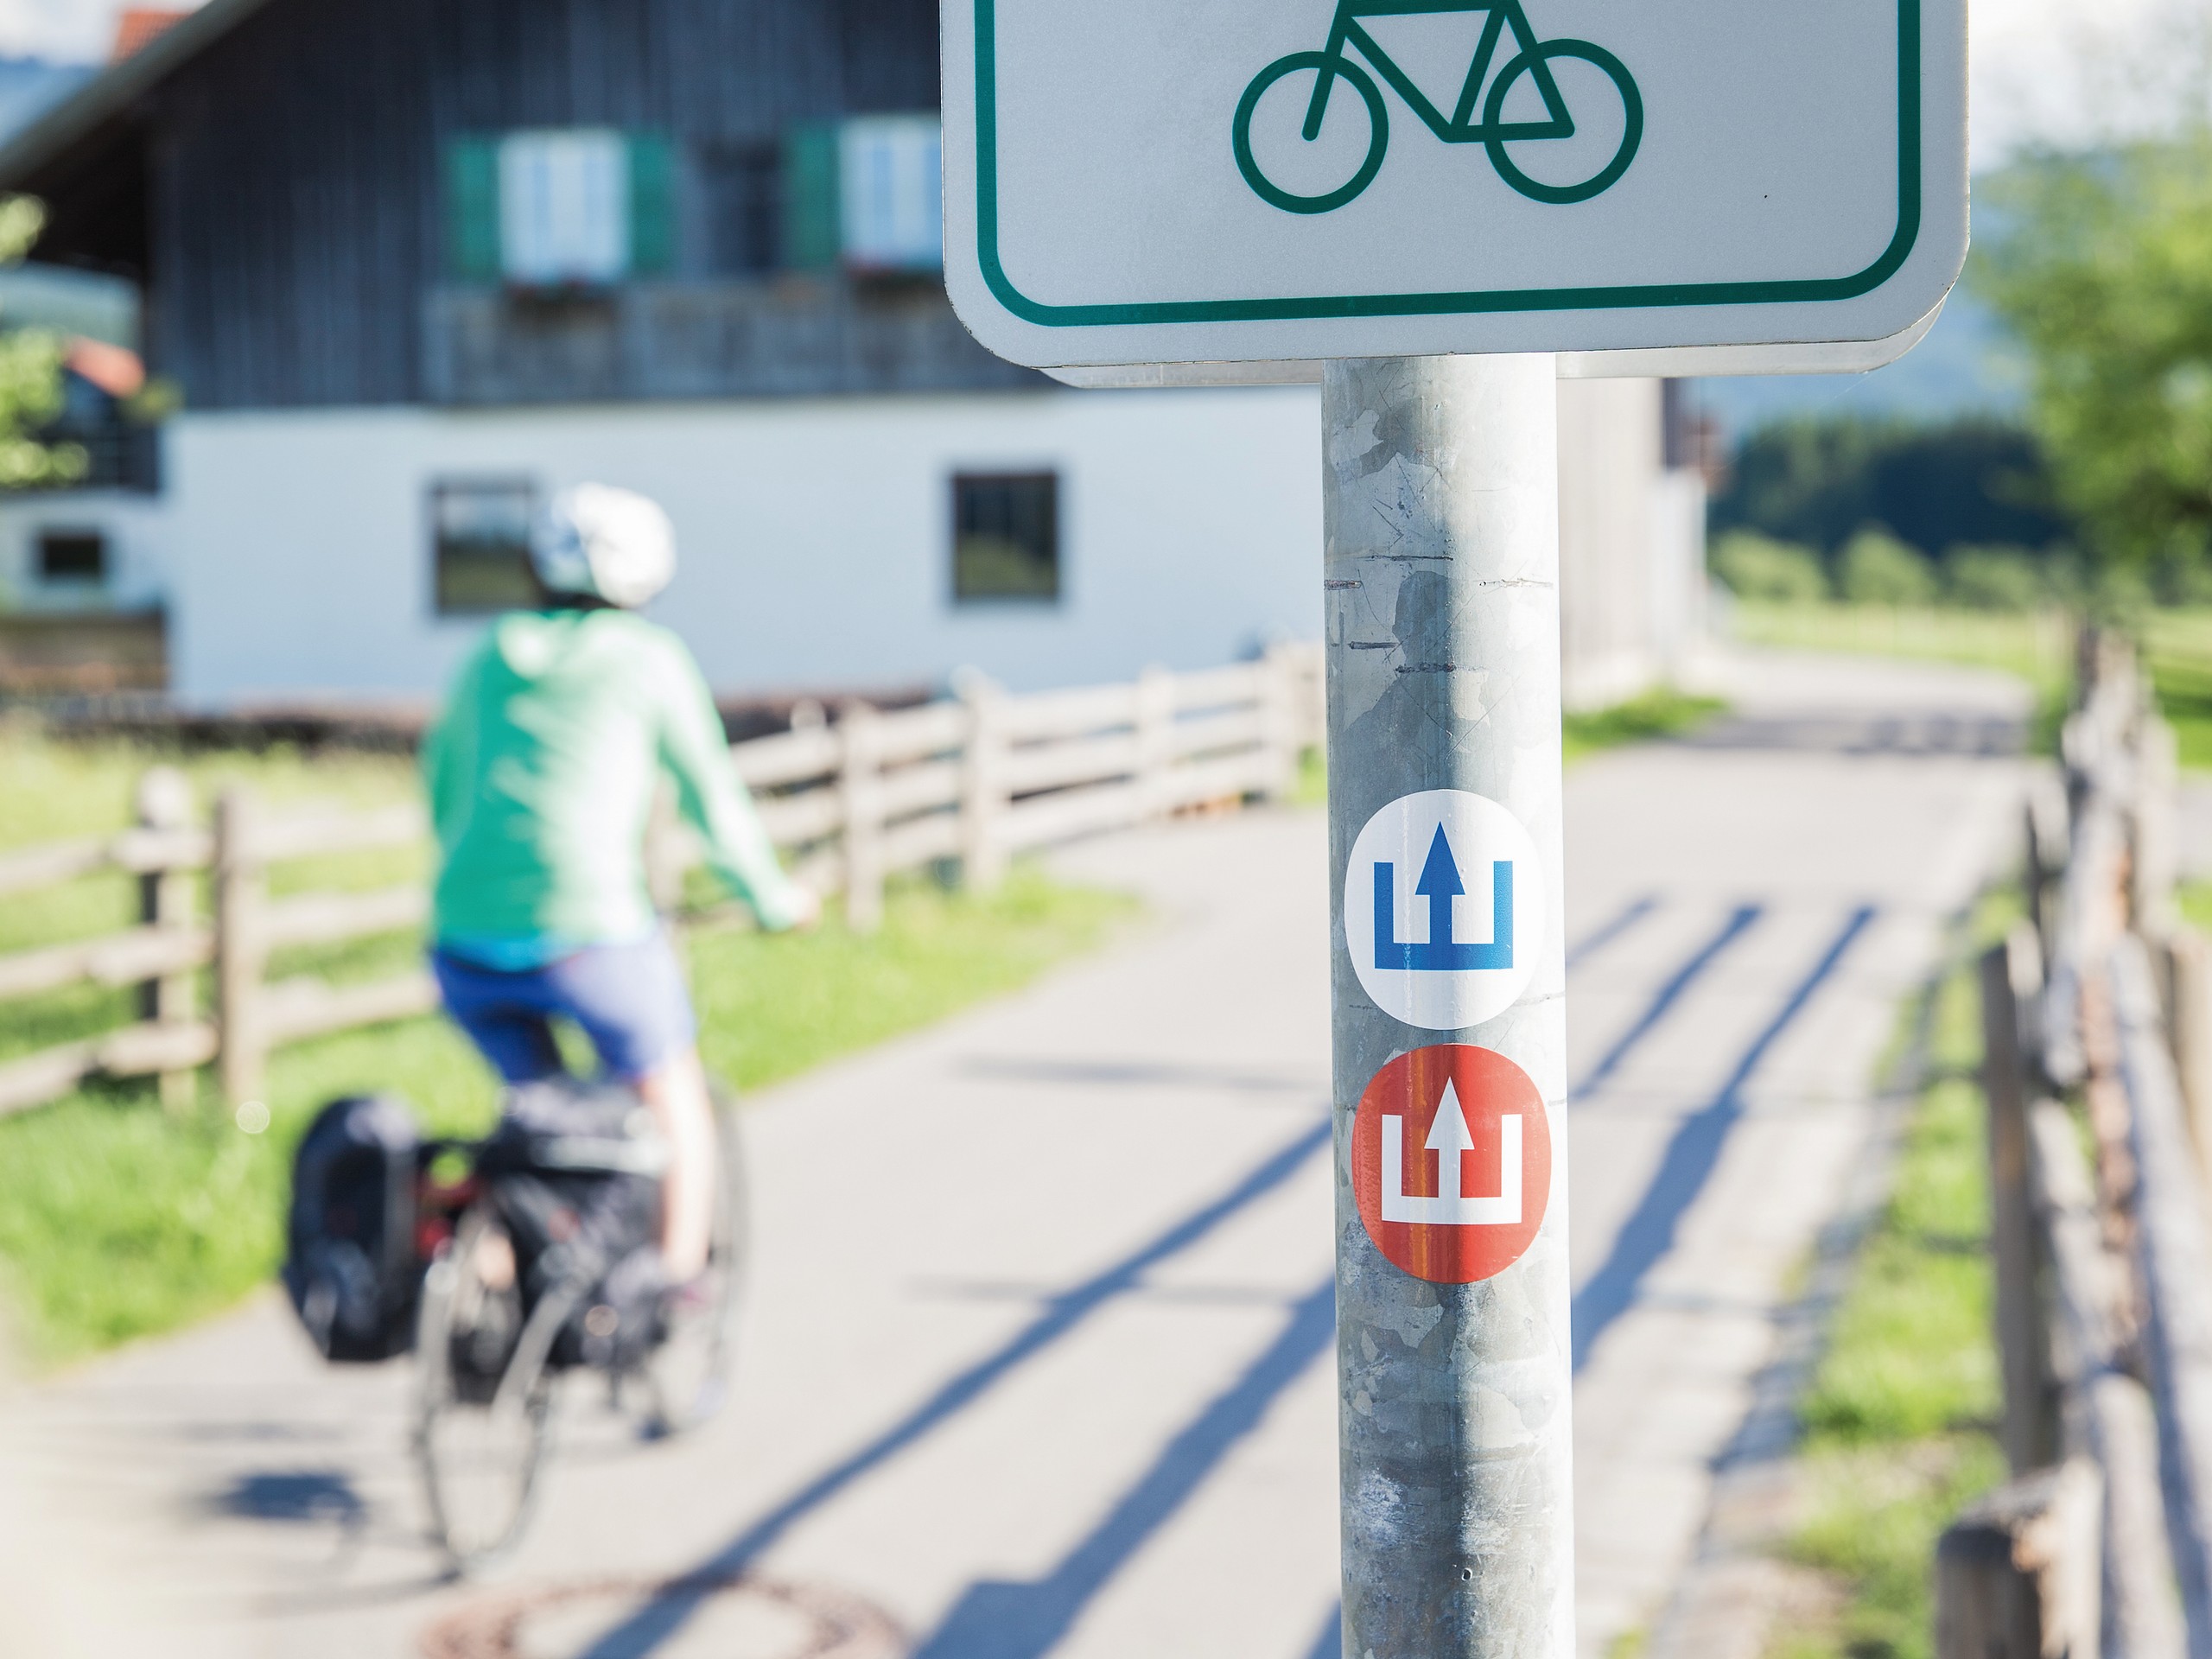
1373, 823, 1514, 973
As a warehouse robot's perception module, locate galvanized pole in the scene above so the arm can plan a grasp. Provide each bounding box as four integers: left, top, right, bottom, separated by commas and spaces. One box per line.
1324, 353, 1574, 1657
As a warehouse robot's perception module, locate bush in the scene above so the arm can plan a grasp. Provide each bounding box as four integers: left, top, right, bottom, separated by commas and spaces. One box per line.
1944, 545, 2047, 611
1711, 531, 1827, 603
1838, 527, 1938, 606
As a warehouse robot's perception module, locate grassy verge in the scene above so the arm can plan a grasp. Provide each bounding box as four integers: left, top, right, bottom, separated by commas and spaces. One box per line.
1562, 687, 1726, 762
1728, 601, 2075, 756
2145, 610, 2212, 771
1767, 909, 2007, 1659
0, 723, 1137, 1366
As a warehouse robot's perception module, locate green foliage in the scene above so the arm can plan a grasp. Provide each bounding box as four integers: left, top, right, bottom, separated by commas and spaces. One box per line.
0, 196, 90, 490
1712, 530, 1829, 602
0, 724, 1137, 1363
1945, 545, 2056, 611
1837, 527, 1940, 607
1709, 414, 2069, 562
1978, 138, 2212, 571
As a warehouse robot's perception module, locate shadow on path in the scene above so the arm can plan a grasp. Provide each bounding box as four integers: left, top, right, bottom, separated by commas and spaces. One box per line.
577, 1120, 1332, 1659
908, 1281, 1338, 1659
577, 887, 1832, 1659
1573, 905, 1762, 1098
1570, 904, 1878, 1374
1567, 894, 1659, 971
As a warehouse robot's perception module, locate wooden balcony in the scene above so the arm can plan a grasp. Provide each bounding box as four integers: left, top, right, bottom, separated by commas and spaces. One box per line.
420, 276, 1042, 407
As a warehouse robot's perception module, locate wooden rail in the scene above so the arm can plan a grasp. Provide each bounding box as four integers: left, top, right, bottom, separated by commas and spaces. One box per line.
0, 645, 1323, 1117
1944, 628, 2212, 1659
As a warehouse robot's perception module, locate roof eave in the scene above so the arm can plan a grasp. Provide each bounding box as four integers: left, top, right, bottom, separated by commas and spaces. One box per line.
0, 0, 280, 189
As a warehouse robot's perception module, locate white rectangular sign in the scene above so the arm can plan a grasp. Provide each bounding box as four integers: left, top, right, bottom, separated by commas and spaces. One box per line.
943, 0, 1967, 368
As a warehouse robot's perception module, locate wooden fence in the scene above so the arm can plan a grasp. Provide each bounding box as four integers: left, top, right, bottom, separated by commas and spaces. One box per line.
0, 646, 1322, 1118
1942, 630, 2212, 1659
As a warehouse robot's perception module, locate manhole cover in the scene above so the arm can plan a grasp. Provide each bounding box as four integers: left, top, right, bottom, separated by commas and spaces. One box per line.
421, 1573, 906, 1659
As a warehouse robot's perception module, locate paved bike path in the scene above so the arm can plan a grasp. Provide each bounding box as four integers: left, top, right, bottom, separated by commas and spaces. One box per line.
0, 649, 2027, 1659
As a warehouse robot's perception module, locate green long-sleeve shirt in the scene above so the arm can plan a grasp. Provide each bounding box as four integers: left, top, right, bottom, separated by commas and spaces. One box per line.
423, 608, 803, 960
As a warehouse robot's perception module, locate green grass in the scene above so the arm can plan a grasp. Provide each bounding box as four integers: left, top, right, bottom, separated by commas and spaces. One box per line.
2145, 610, 2212, 772
1771, 912, 2008, 1659
1562, 688, 1726, 762
1729, 601, 2076, 757
0, 723, 1137, 1367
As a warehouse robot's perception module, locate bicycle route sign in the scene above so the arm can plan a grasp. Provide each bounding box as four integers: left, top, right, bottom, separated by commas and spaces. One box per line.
942, 0, 1967, 368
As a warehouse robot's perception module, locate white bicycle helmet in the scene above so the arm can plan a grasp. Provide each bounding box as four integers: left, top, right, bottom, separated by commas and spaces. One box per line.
529, 483, 677, 609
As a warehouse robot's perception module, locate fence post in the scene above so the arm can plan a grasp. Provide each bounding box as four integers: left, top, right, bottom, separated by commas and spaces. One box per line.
1935, 1460, 2102, 1659
135, 766, 198, 1113
1257, 643, 1300, 800
1135, 664, 1175, 820
2169, 929, 2212, 1191
840, 702, 886, 933
958, 674, 1007, 893
1985, 925, 2062, 1474
213, 788, 267, 1107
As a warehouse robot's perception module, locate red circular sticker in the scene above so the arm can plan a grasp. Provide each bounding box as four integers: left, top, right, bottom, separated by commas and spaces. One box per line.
1351, 1044, 1551, 1284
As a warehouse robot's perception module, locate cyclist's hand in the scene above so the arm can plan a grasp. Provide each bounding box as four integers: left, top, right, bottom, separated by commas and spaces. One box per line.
779, 886, 823, 933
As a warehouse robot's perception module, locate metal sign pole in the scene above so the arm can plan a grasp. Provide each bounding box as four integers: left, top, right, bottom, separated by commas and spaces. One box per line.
1324, 353, 1574, 1657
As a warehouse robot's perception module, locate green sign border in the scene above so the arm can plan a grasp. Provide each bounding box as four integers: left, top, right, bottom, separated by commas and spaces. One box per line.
972, 0, 1923, 326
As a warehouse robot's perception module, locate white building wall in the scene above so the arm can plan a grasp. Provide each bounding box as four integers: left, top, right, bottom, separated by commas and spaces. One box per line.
0, 378, 1710, 710
0, 490, 173, 613
159, 387, 1322, 706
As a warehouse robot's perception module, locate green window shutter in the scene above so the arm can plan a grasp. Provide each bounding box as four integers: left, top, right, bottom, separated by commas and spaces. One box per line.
445, 137, 501, 282
627, 132, 676, 276
783, 120, 842, 270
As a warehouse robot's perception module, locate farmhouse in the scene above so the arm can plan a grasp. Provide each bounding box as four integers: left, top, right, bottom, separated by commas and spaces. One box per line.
0, 0, 1706, 709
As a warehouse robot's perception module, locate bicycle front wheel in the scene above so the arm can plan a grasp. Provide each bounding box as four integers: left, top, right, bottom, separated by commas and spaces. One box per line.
415, 1206, 563, 1572
1233, 51, 1389, 214
1483, 41, 1643, 205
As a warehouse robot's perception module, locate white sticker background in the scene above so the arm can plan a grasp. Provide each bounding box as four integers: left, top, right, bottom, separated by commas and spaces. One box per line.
1345, 789, 1545, 1031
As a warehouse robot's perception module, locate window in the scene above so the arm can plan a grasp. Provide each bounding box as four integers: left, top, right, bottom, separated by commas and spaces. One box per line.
36, 529, 105, 584
702, 142, 784, 275
952, 473, 1059, 602
500, 130, 628, 285
432, 480, 538, 615
781, 114, 943, 274
445, 130, 675, 286
839, 116, 942, 272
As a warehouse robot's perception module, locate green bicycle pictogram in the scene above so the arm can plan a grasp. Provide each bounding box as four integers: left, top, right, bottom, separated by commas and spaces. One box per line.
1233, 0, 1644, 213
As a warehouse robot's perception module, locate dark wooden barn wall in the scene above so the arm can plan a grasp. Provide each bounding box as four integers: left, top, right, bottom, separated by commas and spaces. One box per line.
149, 0, 942, 410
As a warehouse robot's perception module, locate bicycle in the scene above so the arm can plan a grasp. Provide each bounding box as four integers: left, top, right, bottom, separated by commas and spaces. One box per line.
1232, 0, 1643, 213
410, 1080, 748, 1572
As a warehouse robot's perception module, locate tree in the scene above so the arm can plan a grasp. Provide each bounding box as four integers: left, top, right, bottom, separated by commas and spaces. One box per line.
1707, 414, 2067, 561
1976, 136, 2212, 574
1836, 526, 1938, 606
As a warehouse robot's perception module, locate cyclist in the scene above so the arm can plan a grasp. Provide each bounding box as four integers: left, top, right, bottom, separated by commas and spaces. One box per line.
421, 483, 817, 1284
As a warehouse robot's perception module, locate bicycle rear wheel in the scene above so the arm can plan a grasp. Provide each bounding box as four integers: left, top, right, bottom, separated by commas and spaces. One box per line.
635, 1092, 748, 1438
415, 1206, 565, 1571
1483, 40, 1642, 205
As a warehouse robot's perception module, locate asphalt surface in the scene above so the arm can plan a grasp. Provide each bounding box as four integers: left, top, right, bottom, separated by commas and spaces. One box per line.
0, 648, 2029, 1659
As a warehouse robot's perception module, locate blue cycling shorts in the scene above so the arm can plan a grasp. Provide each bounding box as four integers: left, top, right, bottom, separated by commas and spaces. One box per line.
431, 934, 698, 1084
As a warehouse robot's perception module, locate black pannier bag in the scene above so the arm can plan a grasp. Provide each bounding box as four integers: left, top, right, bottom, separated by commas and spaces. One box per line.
284, 1094, 425, 1361
479, 1080, 669, 1372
